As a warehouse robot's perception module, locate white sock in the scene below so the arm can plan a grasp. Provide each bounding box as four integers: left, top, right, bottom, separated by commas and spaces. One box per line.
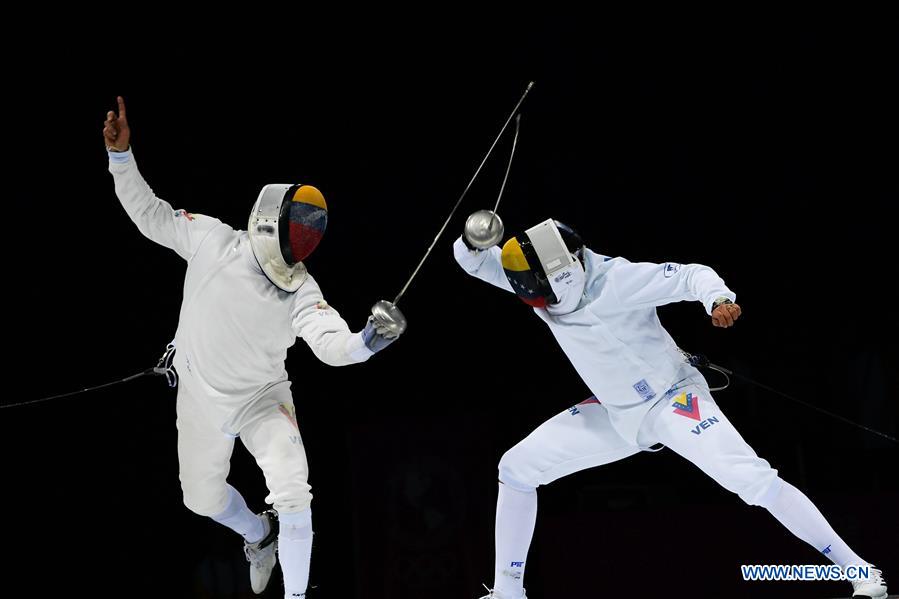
493, 482, 537, 599
280, 508, 313, 599
210, 485, 265, 543
764, 479, 866, 568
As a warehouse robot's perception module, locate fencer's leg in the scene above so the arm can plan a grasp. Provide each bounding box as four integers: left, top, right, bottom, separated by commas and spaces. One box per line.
760, 479, 868, 568
491, 398, 642, 599
209, 485, 267, 543
240, 395, 313, 599
278, 509, 314, 599
177, 386, 278, 592
644, 383, 871, 569
176, 386, 238, 518
492, 482, 537, 599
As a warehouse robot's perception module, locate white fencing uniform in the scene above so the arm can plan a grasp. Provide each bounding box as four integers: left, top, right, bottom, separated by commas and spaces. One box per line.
455, 237, 872, 599
453, 236, 780, 501
110, 149, 372, 516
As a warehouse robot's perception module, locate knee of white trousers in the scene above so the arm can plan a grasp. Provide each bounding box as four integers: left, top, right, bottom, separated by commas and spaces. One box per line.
747, 475, 785, 509
498, 448, 540, 492
181, 480, 230, 517
733, 465, 782, 507
267, 482, 313, 514
253, 439, 313, 513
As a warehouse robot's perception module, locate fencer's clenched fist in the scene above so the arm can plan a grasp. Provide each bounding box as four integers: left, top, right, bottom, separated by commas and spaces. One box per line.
712, 301, 742, 328
103, 96, 130, 152
463, 210, 504, 250
362, 300, 407, 353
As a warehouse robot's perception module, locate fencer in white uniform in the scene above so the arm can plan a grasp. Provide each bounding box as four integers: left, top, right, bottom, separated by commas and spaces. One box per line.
455, 217, 887, 599
103, 97, 404, 598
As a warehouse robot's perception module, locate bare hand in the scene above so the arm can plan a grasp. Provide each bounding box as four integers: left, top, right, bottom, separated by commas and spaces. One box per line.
712, 302, 742, 328
103, 96, 130, 151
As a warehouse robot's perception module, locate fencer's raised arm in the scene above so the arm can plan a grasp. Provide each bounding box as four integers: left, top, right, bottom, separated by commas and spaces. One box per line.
108, 149, 223, 260
290, 277, 374, 367
104, 98, 222, 260
604, 258, 736, 314
453, 237, 515, 293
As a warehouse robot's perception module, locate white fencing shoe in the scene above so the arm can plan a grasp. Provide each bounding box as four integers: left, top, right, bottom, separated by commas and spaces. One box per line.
477, 584, 527, 599
244, 510, 279, 594
851, 564, 887, 599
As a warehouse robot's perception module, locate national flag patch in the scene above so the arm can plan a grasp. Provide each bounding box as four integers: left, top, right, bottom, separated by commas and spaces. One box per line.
278, 403, 299, 430
672, 392, 701, 421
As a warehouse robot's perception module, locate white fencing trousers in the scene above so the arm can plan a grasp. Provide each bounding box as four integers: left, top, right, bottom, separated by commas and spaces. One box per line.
498, 378, 779, 507
177, 380, 312, 517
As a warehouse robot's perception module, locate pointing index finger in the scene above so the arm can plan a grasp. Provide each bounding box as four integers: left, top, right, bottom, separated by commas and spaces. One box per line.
117, 96, 127, 120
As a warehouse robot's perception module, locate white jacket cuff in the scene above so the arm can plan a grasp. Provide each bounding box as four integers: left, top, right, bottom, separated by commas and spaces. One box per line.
107, 146, 133, 166
704, 291, 737, 315
346, 331, 375, 362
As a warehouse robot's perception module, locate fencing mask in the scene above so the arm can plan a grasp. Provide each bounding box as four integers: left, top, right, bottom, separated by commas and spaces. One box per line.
500, 219, 586, 311
248, 184, 328, 292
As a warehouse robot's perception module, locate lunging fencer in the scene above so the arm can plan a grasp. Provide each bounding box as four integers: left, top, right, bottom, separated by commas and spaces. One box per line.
103, 97, 405, 598
455, 217, 887, 599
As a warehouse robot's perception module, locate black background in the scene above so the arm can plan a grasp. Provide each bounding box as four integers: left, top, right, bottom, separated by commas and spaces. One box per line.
4, 17, 897, 599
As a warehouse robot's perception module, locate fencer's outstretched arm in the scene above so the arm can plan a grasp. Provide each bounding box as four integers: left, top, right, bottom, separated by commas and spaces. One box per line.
104, 97, 223, 261
453, 237, 515, 293
605, 258, 736, 315
290, 276, 374, 366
